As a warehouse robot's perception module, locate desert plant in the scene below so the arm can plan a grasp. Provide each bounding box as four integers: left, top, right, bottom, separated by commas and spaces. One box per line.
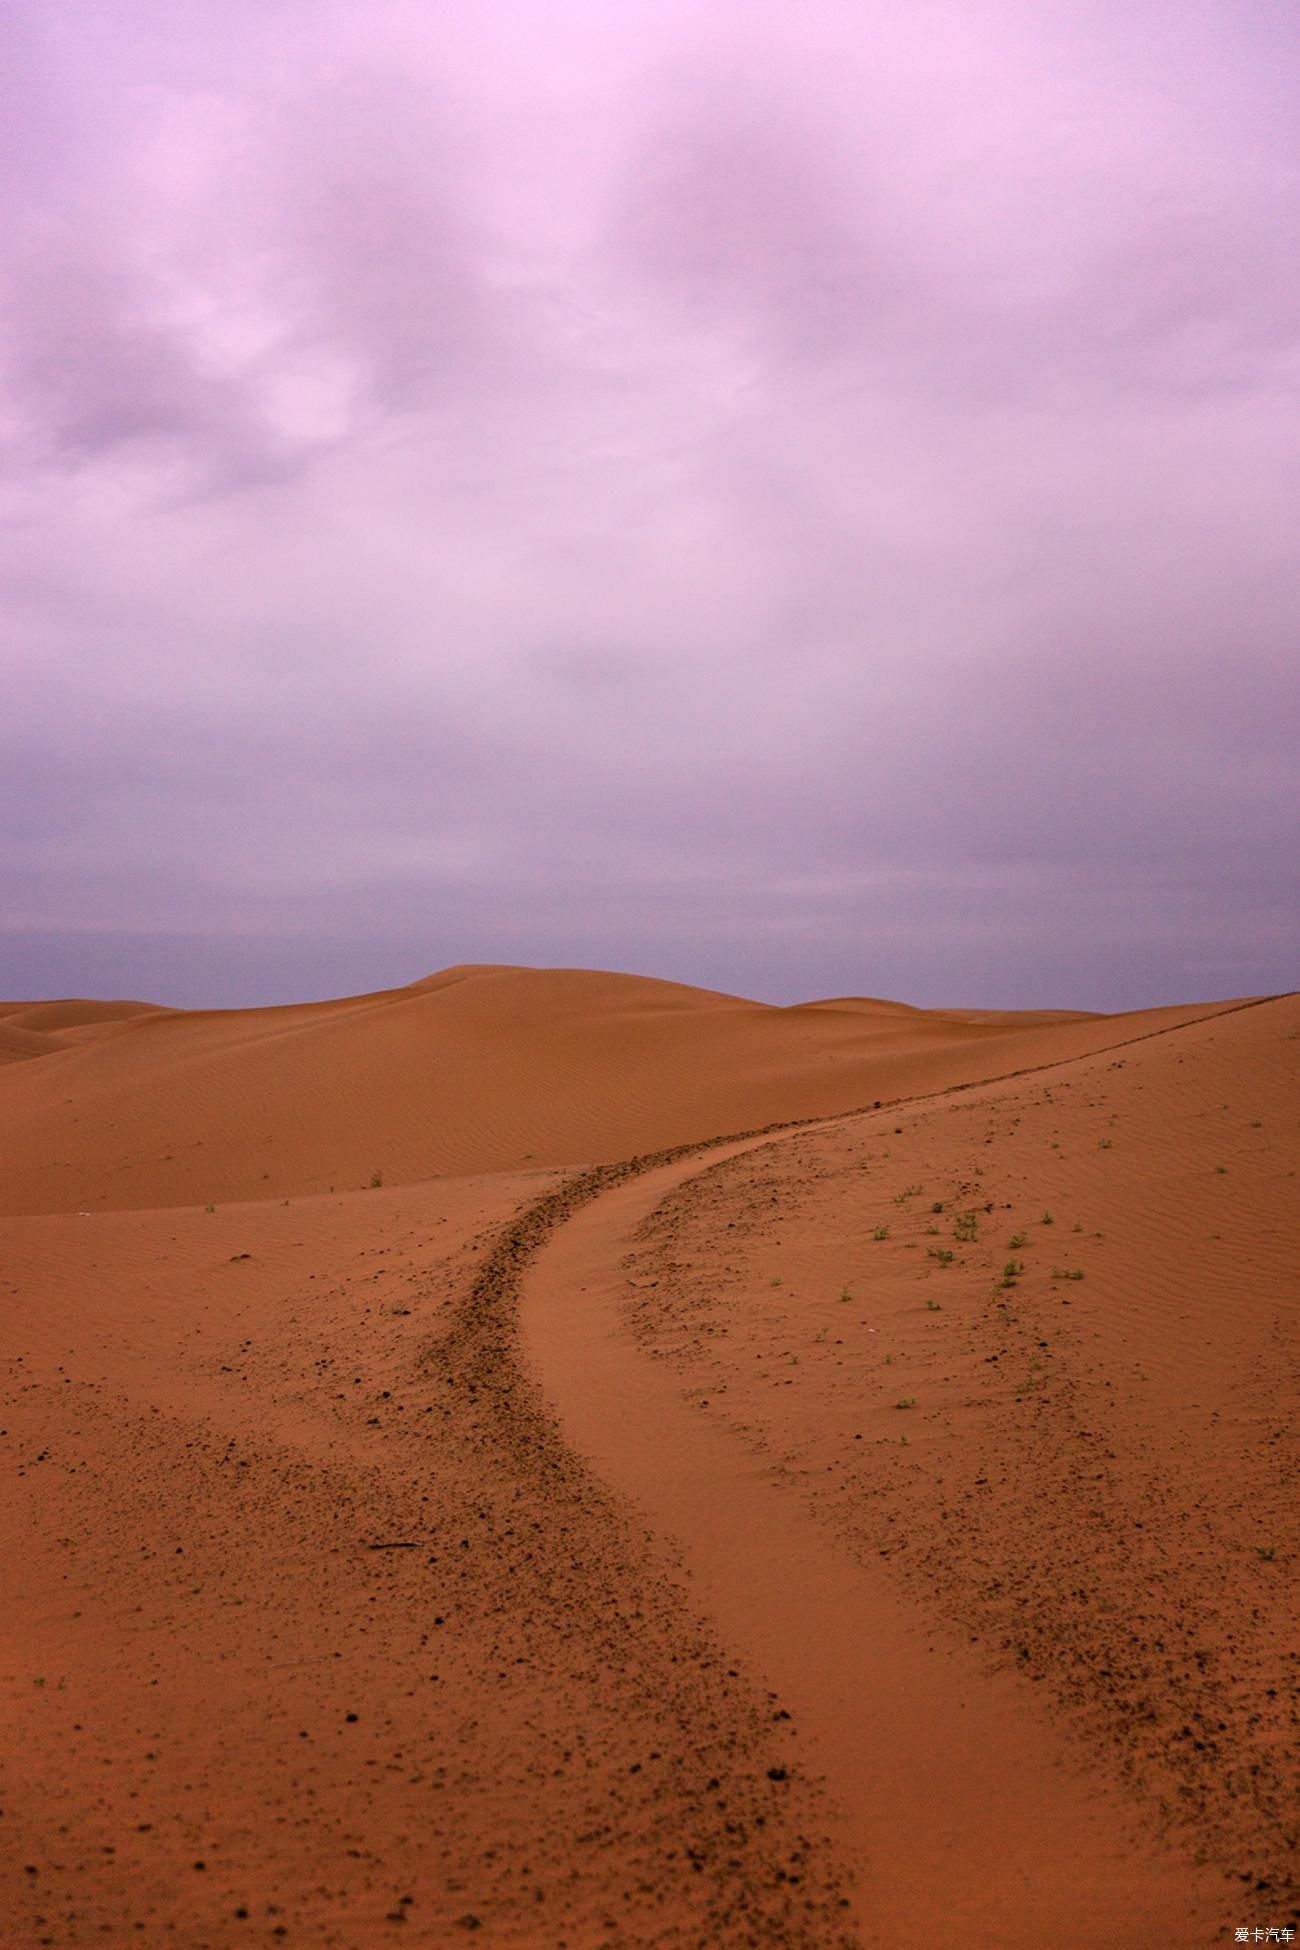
953, 1211, 979, 1243
1008, 1232, 1027, 1250
928, 1247, 954, 1266
894, 1397, 917, 1409
925, 1298, 942, 1312
1000, 1259, 1024, 1288
873, 1225, 890, 1242
1040, 1211, 1054, 1225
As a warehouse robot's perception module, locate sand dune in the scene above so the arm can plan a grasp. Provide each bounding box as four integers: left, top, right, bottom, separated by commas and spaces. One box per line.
0, 963, 1229, 1215
2, 966, 1295, 1946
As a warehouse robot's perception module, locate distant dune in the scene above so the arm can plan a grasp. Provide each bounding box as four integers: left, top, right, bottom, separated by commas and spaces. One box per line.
2, 966, 1294, 1946
0, 964, 1230, 1215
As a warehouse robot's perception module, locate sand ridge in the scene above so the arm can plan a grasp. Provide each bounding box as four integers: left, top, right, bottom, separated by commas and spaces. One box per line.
0, 965, 1233, 1216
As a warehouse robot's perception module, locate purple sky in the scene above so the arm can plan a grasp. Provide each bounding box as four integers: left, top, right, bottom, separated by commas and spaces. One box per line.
3, 0, 1297, 1010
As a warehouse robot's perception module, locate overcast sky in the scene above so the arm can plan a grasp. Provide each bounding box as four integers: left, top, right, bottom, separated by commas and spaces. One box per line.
3, 0, 1297, 1009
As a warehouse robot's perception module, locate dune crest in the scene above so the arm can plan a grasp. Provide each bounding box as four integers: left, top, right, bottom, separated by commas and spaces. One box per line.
0, 964, 1233, 1215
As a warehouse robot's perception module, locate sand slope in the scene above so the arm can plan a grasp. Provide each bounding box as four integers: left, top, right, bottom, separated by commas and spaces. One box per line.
1, 967, 1294, 1946
617, 990, 1300, 1926
0, 964, 1231, 1214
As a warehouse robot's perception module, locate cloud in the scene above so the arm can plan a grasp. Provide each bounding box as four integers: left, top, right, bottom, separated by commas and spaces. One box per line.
1, 0, 1297, 1007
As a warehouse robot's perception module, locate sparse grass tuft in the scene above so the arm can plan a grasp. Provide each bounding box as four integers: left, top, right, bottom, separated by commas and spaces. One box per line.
369, 1170, 384, 1189
953, 1211, 979, 1243
1040, 1211, 1054, 1225
925, 1298, 942, 1312
1214, 1164, 1227, 1175
1255, 1545, 1277, 1561
1052, 1267, 1085, 1281
1008, 1232, 1027, 1250
928, 1247, 954, 1266
1000, 1259, 1024, 1288
873, 1225, 890, 1242
931, 1201, 945, 1214
839, 1286, 853, 1302
894, 1397, 917, 1409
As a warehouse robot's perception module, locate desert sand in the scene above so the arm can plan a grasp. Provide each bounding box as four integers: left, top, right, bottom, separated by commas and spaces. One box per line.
2, 966, 1296, 1948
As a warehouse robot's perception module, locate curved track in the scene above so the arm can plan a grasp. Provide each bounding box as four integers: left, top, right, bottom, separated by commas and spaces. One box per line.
514, 1126, 1225, 1948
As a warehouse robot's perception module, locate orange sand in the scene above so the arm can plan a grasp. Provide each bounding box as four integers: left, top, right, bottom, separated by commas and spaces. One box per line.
2, 966, 1295, 1946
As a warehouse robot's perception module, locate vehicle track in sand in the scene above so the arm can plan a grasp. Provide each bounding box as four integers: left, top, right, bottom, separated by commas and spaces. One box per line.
444, 996, 1284, 1946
